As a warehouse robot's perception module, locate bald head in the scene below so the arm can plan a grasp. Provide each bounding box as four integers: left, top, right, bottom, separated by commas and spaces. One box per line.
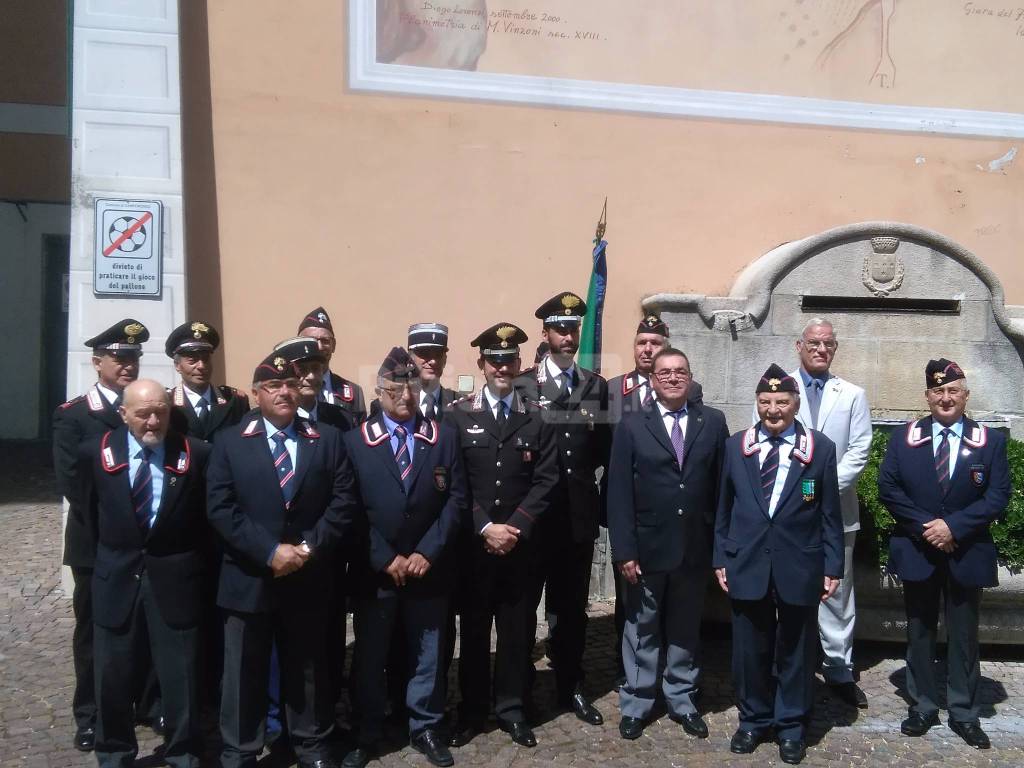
120, 379, 172, 446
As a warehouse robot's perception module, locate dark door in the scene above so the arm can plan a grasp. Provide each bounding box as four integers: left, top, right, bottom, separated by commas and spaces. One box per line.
40, 234, 70, 436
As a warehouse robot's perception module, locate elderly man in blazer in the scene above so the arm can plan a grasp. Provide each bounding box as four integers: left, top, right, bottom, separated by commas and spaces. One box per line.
789, 318, 872, 706
206, 352, 357, 768
608, 347, 728, 741
879, 359, 1009, 750
341, 347, 466, 768
77, 379, 211, 768
716, 364, 844, 765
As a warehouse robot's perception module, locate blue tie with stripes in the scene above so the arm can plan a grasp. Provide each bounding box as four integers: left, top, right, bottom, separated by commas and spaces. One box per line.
272, 431, 295, 506
394, 425, 412, 490
131, 447, 153, 531
760, 437, 782, 505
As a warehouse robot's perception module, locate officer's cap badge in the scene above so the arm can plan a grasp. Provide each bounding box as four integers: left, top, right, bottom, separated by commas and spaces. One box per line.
273, 356, 287, 371
496, 325, 517, 348
561, 294, 581, 314
191, 321, 209, 339
768, 378, 781, 391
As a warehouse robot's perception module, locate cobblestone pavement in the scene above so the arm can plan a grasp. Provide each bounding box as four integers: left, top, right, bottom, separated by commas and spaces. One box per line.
2, 460, 1022, 767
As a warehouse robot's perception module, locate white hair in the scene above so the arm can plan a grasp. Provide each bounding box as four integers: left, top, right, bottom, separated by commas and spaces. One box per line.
801, 317, 836, 339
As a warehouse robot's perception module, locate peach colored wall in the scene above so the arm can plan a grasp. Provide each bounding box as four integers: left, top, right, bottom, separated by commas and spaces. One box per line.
185, 1, 1024, 394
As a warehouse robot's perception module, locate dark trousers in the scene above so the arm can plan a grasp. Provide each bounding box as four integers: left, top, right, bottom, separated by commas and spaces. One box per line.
529, 527, 594, 698
220, 608, 335, 768
730, 585, 818, 741
903, 571, 983, 723
71, 566, 97, 730
613, 567, 627, 678
458, 539, 536, 724
352, 591, 448, 743
93, 575, 200, 768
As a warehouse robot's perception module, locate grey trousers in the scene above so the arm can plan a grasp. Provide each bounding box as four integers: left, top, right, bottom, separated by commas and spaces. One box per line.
619, 563, 705, 719
819, 531, 857, 684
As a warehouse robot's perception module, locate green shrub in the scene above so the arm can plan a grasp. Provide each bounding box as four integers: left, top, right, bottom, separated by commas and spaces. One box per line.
857, 429, 1024, 572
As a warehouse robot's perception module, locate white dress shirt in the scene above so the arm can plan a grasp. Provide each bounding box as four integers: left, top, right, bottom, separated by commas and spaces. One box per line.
636, 374, 652, 406
758, 424, 797, 517
482, 387, 514, 420
932, 418, 964, 480
545, 356, 577, 392
96, 382, 120, 405
183, 385, 214, 418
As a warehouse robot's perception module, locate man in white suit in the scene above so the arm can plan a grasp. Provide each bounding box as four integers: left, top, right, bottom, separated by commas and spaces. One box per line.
790, 318, 872, 707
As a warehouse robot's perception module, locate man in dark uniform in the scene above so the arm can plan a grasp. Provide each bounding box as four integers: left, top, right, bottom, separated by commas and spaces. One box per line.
608, 348, 728, 741
206, 352, 357, 768
166, 321, 250, 443
515, 292, 610, 726
713, 364, 843, 765
342, 348, 466, 768
52, 319, 150, 751
274, 336, 355, 432
879, 359, 1010, 749
297, 306, 367, 423
408, 323, 459, 421
447, 323, 558, 749
77, 379, 211, 768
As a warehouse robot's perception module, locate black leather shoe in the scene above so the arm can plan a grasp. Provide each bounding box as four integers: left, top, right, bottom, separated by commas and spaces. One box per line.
150, 716, 166, 737
302, 761, 339, 768
618, 716, 644, 740
669, 712, 709, 738
730, 728, 766, 754
498, 719, 537, 747
829, 682, 868, 709
566, 690, 603, 725
74, 726, 95, 752
778, 738, 807, 765
447, 719, 483, 748
411, 730, 455, 767
900, 711, 940, 737
341, 746, 374, 768
948, 720, 991, 749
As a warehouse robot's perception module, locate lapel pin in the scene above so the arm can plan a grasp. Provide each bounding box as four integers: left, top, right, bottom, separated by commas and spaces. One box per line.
169, 476, 177, 486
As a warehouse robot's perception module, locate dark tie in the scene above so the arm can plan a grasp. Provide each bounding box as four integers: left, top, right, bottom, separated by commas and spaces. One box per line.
394, 425, 412, 488
760, 437, 783, 505
642, 382, 654, 408
422, 393, 436, 421
131, 448, 154, 531
936, 428, 951, 494
196, 398, 210, 428
272, 431, 295, 505
496, 400, 508, 430
668, 410, 686, 468
111, 394, 123, 411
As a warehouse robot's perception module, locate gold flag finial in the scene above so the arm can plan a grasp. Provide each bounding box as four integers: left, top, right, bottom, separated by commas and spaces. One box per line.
594, 197, 607, 243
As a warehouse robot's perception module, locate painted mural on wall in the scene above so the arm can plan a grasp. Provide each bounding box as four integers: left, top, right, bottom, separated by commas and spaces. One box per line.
353, 0, 1024, 137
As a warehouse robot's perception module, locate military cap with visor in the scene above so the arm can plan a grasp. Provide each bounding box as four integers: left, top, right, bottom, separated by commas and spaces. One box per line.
535, 292, 587, 326
165, 321, 220, 357
407, 323, 449, 351
471, 322, 529, 362
273, 336, 327, 364
85, 319, 149, 353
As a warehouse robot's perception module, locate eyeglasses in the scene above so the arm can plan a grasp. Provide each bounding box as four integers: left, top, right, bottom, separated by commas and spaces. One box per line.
800, 340, 837, 351
653, 369, 691, 382
380, 382, 422, 398
259, 379, 299, 393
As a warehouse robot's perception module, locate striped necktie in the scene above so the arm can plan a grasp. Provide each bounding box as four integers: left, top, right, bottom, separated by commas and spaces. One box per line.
642, 382, 654, 408
668, 410, 686, 468
760, 437, 783, 505
131, 447, 154, 531
394, 425, 412, 489
936, 428, 951, 494
272, 431, 295, 505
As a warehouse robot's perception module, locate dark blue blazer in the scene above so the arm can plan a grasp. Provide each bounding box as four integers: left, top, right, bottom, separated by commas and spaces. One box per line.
714, 422, 844, 606
206, 411, 357, 613
607, 402, 728, 573
878, 416, 1010, 588
77, 427, 212, 629
343, 414, 467, 596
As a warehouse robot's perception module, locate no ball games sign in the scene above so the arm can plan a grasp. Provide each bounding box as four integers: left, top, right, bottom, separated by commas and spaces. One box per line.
94, 199, 163, 297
